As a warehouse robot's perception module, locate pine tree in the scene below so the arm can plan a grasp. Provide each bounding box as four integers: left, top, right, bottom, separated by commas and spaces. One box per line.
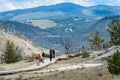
107, 50, 120, 74
3, 40, 22, 63
107, 19, 120, 45
88, 31, 104, 50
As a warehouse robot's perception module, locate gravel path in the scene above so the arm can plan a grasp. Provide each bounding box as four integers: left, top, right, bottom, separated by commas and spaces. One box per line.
0, 58, 56, 75
0, 63, 103, 79
0, 55, 67, 75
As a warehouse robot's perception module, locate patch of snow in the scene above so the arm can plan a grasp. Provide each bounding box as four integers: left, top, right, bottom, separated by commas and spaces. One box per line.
65, 28, 73, 32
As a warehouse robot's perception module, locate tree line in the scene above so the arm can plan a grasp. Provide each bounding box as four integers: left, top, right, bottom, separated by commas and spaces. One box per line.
88, 19, 120, 50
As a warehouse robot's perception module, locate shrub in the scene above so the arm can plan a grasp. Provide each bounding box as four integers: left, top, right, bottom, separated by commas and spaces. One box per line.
107, 50, 120, 74
98, 53, 103, 56
107, 19, 120, 45
25, 54, 35, 62
16, 75, 23, 80
82, 52, 90, 58
3, 40, 22, 63
0, 78, 5, 80
44, 53, 50, 58
81, 67, 85, 70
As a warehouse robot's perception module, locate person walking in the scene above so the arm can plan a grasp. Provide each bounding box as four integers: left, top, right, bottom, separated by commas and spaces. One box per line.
53, 49, 55, 58
41, 52, 45, 63
35, 54, 40, 66
49, 49, 53, 61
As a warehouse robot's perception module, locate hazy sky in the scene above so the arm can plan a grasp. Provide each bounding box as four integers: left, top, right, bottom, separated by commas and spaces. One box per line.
0, 0, 120, 12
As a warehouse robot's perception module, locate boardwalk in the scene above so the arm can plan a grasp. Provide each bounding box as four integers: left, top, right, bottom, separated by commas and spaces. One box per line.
0, 55, 67, 75
0, 58, 56, 75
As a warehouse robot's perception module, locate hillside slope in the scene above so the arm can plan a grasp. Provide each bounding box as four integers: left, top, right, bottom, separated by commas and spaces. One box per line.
0, 30, 39, 56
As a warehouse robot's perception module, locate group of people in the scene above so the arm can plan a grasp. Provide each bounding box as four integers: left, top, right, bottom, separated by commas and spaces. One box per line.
35, 49, 55, 66
35, 52, 45, 66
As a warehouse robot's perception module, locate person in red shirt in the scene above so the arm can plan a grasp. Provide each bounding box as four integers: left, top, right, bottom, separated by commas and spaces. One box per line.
35, 54, 40, 66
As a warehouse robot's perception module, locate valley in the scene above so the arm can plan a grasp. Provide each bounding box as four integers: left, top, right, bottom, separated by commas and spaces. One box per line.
0, 3, 120, 52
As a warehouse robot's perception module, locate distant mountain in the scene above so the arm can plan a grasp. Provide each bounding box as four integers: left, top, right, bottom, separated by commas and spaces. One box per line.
0, 20, 53, 48
0, 18, 96, 51
0, 3, 120, 52
44, 17, 97, 36
0, 3, 83, 20
0, 15, 120, 51
0, 3, 120, 21
82, 15, 120, 43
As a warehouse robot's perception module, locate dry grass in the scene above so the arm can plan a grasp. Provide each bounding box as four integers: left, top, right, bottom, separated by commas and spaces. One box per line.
42, 55, 90, 70
0, 61, 34, 71
25, 65, 120, 80
0, 56, 120, 80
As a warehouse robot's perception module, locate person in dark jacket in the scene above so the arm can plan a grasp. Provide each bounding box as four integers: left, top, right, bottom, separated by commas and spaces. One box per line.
42, 52, 45, 57
49, 49, 53, 61
41, 52, 45, 63
53, 49, 55, 58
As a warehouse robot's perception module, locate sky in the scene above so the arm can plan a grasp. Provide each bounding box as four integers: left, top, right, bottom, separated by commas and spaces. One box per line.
0, 0, 120, 12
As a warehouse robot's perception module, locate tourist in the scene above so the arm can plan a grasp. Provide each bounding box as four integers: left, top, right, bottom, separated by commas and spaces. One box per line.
49, 49, 53, 61
35, 54, 40, 66
41, 52, 45, 63
53, 49, 55, 58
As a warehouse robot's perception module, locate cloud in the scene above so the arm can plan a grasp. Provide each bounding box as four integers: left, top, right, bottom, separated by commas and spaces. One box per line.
0, 0, 120, 12
0, 0, 17, 12
65, 0, 95, 6
92, 0, 120, 6
0, 0, 95, 12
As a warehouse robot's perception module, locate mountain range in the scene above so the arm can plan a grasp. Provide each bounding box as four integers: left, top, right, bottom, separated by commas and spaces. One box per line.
0, 2, 120, 52
0, 3, 120, 21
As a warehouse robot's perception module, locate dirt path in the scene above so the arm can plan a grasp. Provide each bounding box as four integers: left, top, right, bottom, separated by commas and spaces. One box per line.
0, 63, 103, 79
0, 58, 56, 75
0, 55, 68, 75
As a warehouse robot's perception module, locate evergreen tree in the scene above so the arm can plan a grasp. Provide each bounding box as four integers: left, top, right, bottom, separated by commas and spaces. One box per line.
88, 31, 104, 50
107, 50, 120, 74
107, 19, 120, 45
3, 40, 22, 63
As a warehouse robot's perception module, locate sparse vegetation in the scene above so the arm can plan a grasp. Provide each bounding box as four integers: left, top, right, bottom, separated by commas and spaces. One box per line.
81, 67, 85, 70
88, 31, 104, 50
16, 75, 23, 80
107, 19, 120, 45
11, 65, 115, 80
3, 40, 22, 63
97, 72, 103, 76
44, 53, 50, 58
107, 50, 120, 74
60, 38, 75, 55
25, 54, 35, 62
61, 71, 65, 73
82, 52, 90, 58
0, 78, 5, 80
